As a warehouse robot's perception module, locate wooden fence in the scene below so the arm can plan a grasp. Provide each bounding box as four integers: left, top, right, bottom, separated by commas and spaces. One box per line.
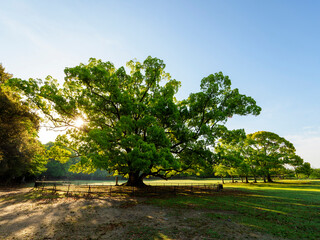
33, 181, 223, 197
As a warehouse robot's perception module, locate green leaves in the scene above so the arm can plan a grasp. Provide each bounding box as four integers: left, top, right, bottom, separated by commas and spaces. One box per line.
217, 131, 305, 182
0, 64, 47, 182
247, 131, 297, 167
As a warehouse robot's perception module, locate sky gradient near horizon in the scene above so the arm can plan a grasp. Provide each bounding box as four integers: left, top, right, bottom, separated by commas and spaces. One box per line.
1, 0, 319, 167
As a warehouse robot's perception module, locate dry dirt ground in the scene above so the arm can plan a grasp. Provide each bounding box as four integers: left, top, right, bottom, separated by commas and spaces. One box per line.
0, 187, 282, 240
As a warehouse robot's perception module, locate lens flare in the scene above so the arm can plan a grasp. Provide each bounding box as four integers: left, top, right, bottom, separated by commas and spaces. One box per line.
74, 118, 84, 128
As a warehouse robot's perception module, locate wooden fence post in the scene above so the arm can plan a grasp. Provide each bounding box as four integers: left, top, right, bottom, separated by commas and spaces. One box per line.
67, 184, 70, 195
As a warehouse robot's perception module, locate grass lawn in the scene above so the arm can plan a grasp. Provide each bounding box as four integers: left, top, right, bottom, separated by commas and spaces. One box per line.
1, 179, 319, 239
147, 179, 320, 239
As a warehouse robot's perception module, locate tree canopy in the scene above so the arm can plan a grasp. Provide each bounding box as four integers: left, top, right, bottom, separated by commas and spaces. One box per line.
0, 64, 46, 184
9, 57, 261, 186
216, 131, 304, 183
248, 131, 303, 182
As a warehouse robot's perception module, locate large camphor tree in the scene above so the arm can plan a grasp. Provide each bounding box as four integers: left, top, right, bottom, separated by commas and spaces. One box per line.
9, 57, 261, 186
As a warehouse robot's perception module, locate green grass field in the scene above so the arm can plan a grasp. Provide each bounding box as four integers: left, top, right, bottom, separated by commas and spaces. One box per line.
47, 178, 320, 239
16, 179, 320, 239
146, 179, 320, 239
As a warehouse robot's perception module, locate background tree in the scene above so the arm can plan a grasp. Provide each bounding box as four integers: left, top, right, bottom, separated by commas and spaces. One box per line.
217, 131, 307, 183
213, 164, 229, 184
9, 57, 261, 186
0, 64, 46, 184
310, 168, 320, 179
247, 131, 302, 182
295, 162, 313, 178
43, 142, 110, 180
227, 167, 239, 183
290, 155, 304, 177
215, 137, 243, 183
216, 132, 253, 183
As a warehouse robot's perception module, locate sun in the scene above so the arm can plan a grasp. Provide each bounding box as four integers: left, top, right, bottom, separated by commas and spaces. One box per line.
74, 118, 85, 128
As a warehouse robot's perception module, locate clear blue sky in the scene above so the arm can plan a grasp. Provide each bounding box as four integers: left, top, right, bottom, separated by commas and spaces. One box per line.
1, 0, 319, 167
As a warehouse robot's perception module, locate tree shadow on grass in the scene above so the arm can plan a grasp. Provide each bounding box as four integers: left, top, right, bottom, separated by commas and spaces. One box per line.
0, 189, 284, 240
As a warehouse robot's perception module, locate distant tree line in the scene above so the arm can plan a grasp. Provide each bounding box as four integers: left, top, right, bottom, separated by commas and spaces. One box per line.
41, 142, 111, 180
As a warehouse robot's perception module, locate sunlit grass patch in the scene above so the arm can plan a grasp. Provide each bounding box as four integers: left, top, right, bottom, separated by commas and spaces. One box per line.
154, 232, 172, 240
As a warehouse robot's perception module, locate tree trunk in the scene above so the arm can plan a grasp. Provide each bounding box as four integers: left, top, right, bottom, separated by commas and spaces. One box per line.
263, 176, 266, 183
253, 175, 257, 183
221, 176, 224, 184
124, 171, 146, 187
267, 174, 273, 183
231, 176, 234, 183
245, 176, 249, 183
241, 177, 244, 183
115, 176, 119, 186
